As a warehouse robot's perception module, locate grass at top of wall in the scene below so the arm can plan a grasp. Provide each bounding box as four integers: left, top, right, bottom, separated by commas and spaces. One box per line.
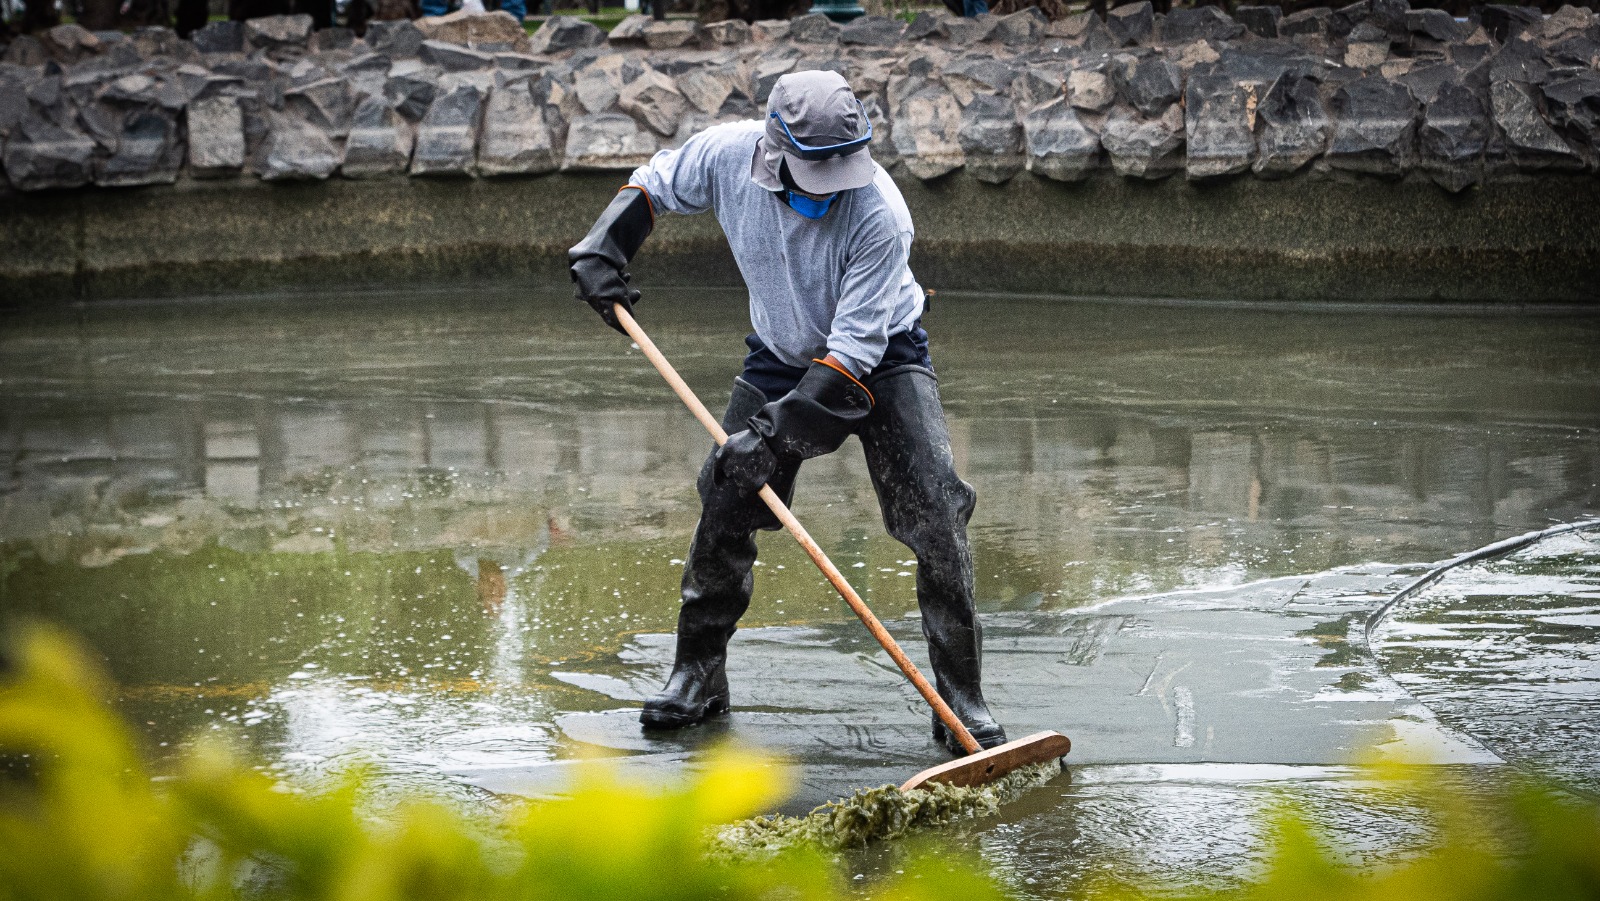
527, 7, 655, 32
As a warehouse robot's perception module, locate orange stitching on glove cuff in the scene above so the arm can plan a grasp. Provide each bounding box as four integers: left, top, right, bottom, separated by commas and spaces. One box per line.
811, 358, 874, 407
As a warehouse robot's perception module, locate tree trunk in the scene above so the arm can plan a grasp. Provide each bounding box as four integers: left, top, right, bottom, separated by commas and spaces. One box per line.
76, 0, 120, 31
21, 0, 62, 31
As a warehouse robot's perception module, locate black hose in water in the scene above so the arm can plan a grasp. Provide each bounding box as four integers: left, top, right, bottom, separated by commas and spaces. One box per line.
1361, 518, 1600, 800
1363, 519, 1600, 647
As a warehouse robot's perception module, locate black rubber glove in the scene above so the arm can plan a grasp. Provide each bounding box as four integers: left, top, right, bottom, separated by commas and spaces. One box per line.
570, 257, 639, 334
714, 360, 874, 494
713, 429, 778, 494
568, 187, 654, 334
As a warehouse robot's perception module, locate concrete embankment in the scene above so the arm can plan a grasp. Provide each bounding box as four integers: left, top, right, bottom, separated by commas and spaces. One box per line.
3, 5, 1599, 303
4, 169, 1598, 303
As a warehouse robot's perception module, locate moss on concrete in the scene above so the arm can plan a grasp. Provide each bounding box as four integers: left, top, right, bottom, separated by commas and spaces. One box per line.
3, 171, 1597, 306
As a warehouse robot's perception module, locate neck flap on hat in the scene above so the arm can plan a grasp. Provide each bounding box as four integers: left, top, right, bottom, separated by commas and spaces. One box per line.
750, 134, 785, 191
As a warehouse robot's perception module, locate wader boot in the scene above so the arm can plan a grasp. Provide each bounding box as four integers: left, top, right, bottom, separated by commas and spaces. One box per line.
641, 378, 800, 729
860, 365, 1008, 755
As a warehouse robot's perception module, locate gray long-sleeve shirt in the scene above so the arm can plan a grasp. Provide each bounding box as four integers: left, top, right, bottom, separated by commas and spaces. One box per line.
628, 120, 925, 376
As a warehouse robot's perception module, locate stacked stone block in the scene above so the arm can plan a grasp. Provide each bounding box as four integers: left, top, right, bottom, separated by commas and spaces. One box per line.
2, 3, 1598, 194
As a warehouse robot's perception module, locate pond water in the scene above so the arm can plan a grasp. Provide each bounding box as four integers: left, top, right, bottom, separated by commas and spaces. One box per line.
1372, 529, 1600, 798
2, 287, 1597, 895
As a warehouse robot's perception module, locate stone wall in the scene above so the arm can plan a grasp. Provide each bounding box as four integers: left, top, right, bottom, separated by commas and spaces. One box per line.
1, 4, 1598, 303
4, 4, 1599, 192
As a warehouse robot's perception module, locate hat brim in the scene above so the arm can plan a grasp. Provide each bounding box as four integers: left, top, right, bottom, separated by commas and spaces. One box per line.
784, 148, 876, 195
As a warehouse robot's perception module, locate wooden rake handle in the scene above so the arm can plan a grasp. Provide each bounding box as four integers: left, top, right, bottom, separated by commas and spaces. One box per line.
613, 305, 982, 756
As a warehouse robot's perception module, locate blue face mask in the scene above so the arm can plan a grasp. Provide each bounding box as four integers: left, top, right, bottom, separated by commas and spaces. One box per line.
783, 189, 837, 219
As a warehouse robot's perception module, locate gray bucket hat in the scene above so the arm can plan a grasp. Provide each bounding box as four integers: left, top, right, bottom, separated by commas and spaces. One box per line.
751, 70, 875, 195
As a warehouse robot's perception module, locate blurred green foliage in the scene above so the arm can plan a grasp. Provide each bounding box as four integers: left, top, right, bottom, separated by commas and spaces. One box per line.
1088, 764, 1600, 901
1100, 781, 1600, 901
3, 623, 1600, 901
0, 623, 1005, 901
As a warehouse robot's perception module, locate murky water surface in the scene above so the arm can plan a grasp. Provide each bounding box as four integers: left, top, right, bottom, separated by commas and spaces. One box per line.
1373, 529, 1600, 797
2, 287, 1598, 894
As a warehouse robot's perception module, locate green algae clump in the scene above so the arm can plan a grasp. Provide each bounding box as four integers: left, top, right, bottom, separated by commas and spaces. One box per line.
711, 760, 1064, 857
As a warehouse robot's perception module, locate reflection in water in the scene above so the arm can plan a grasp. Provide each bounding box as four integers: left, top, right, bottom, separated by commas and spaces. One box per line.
4, 291, 1596, 610
1, 288, 1598, 890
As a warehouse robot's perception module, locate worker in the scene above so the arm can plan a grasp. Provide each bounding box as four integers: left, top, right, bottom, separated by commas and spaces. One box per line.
566, 71, 1006, 756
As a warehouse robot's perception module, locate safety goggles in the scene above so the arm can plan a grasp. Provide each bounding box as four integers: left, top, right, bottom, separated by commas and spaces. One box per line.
768, 102, 874, 161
